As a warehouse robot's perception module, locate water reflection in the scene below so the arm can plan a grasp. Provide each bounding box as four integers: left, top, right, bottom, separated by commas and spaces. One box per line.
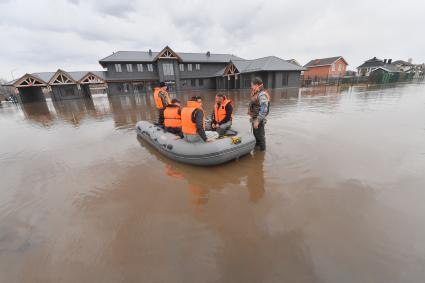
20, 101, 54, 127
137, 136, 266, 209
1, 83, 425, 282
52, 98, 103, 126
13, 87, 364, 130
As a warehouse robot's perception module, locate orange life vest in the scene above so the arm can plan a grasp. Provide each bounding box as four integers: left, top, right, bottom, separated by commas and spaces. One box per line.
214, 98, 233, 123
153, 87, 171, 109
164, 105, 181, 128
181, 101, 205, 135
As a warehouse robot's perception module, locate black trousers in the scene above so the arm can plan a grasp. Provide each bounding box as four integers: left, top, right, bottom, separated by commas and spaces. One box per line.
253, 120, 266, 151
158, 109, 165, 125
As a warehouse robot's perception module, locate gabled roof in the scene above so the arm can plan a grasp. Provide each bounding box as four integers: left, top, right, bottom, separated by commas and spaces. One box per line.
304, 56, 347, 68
153, 46, 182, 62
286, 59, 302, 67
14, 74, 48, 87
392, 60, 413, 66
32, 71, 105, 82
357, 57, 385, 68
370, 64, 401, 73
48, 69, 77, 84
99, 49, 243, 66
231, 56, 305, 73
4, 71, 106, 87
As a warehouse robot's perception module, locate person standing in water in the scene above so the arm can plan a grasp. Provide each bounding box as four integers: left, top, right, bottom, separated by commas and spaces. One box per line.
248, 77, 270, 151
153, 82, 171, 126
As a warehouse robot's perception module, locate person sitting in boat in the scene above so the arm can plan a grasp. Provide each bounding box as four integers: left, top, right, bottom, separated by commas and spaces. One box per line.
182, 96, 218, 143
211, 94, 233, 137
164, 98, 183, 138
153, 82, 171, 126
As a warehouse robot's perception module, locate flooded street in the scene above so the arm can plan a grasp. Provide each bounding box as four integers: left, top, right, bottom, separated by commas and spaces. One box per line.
1, 83, 425, 283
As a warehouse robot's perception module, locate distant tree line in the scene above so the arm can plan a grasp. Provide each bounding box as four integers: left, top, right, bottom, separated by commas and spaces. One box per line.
0, 78, 15, 100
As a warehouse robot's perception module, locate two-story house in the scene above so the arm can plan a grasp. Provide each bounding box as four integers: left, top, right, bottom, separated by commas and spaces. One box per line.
99, 46, 242, 94
303, 56, 348, 80
357, 57, 389, 77
99, 46, 304, 94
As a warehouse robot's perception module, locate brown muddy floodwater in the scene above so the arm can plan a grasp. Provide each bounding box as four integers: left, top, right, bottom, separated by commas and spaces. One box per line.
1, 83, 425, 283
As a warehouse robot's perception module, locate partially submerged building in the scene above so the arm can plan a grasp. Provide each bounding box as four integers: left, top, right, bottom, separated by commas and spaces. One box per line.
368, 64, 402, 83
3, 46, 304, 102
218, 56, 304, 89
357, 57, 389, 77
99, 46, 304, 94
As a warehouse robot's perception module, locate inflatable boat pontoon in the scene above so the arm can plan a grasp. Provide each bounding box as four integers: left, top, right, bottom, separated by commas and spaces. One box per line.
136, 121, 256, 166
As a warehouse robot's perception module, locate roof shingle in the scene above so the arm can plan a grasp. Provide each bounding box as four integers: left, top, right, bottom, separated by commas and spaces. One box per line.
304, 56, 345, 68
99, 50, 243, 64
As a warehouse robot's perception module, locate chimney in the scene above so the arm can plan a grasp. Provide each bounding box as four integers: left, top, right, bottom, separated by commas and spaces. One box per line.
206, 51, 211, 57
388, 59, 392, 64
149, 49, 152, 55
383, 59, 387, 63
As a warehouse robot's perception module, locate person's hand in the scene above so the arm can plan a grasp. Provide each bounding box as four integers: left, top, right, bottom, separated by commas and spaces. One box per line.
206, 138, 214, 143
212, 123, 217, 129
253, 119, 260, 129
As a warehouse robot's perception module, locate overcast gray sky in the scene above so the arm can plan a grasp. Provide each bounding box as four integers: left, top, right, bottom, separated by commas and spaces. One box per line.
0, 0, 424, 80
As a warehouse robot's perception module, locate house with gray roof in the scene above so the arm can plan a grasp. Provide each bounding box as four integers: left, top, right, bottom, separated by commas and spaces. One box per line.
98, 46, 304, 93
357, 57, 393, 77
216, 56, 304, 89
4, 70, 106, 103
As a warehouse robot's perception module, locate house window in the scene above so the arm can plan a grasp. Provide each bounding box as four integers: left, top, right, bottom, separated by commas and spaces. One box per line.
188, 64, 193, 71
179, 64, 184, 72
199, 78, 204, 86
191, 79, 196, 87
332, 63, 335, 71
126, 64, 133, 72
147, 64, 153, 72
196, 64, 200, 70
115, 64, 122, 72
163, 63, 174, 76
137, 64, 143, 72
338, 64, 342, 71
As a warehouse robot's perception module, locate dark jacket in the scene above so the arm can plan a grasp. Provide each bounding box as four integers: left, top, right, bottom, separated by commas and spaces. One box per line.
192, 109, 207, 141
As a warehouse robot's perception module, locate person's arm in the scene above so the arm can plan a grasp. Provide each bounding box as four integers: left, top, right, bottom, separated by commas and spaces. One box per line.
219, 103, 233, 125
257, 93, 269, 122
159, 92, 169, 108
211, 110, 216, 124
194, 110, 207, 141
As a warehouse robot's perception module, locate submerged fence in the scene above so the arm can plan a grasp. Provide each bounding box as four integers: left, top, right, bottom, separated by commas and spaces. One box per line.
301, 73, 423, 87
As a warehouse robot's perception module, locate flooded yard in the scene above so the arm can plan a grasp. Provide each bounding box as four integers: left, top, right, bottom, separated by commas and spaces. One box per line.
1, 83, 425, 282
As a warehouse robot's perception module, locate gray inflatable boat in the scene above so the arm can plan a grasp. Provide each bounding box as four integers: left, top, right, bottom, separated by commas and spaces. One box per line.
136, 121, 256, 166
